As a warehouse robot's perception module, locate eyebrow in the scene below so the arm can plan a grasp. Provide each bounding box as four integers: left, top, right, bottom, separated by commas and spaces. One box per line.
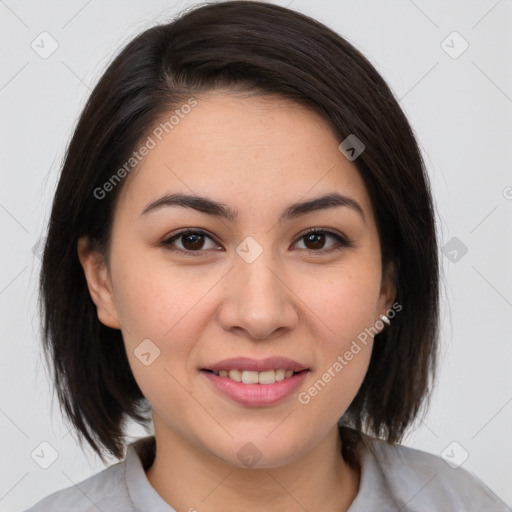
140, 192, 365, 224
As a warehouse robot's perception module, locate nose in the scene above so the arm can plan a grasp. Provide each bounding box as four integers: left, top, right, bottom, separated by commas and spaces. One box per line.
217, 248, 299, 340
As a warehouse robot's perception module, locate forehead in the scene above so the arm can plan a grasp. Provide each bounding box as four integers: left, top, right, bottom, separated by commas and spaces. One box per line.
116, 91, 374, 222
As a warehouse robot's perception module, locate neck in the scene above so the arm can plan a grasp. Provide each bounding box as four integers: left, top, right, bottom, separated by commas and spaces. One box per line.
145, 418, 360, 512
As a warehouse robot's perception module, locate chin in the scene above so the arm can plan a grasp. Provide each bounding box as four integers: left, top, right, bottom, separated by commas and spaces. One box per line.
203, 430, 310, 470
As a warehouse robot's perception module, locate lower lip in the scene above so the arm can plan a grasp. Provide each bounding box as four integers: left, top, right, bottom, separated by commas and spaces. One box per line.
201, 370, 309, 406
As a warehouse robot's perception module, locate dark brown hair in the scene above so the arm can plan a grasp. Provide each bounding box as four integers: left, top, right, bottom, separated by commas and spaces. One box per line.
40, 0, 439, 463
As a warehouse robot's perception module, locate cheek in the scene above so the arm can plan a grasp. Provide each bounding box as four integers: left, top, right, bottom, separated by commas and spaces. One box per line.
305, 260, 382, 346
110, 265, 209, 417
109, 253, 226, 400
111, 254, 220, 346
294, 263, 380, 412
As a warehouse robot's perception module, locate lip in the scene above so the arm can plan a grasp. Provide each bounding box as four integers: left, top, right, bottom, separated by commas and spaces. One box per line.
202, 369, 309, 406
202, 356, 308, 373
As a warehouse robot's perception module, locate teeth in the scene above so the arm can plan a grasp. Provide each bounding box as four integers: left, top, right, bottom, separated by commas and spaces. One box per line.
228, 369, 242, 382
212, 368, 299, 384
275, 369, 286, 381
242, 371, 259, 384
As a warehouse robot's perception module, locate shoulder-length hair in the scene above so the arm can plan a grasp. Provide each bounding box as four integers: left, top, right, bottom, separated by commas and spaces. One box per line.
40, 0, 438, 462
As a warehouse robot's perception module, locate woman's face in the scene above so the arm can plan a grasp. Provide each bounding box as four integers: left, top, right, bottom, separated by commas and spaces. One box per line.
80, 91, 395, 468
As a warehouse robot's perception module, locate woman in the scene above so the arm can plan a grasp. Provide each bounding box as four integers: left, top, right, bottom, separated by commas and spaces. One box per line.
26, 1, 507, 510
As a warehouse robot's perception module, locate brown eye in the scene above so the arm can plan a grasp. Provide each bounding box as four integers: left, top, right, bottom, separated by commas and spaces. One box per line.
181, 232, 206, 250
293, 229, 351, 253
303, 232, 327, 250
161, 229, 221, 256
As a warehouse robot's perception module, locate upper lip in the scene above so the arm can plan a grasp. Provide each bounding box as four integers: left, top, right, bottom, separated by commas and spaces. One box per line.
202, 356, 309, 373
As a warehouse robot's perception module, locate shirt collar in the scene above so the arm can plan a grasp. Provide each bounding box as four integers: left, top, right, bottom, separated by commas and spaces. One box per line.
125, 435, 177, 512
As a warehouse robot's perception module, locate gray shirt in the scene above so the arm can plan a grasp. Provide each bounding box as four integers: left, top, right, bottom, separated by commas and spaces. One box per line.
24, 435, 508, 511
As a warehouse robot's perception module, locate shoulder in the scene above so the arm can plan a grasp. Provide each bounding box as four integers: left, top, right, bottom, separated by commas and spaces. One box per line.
359, 436, 508, 511
23, 459, 131, 512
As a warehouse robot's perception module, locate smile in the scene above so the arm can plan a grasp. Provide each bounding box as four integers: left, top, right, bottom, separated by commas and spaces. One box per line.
200, 366, 309, 406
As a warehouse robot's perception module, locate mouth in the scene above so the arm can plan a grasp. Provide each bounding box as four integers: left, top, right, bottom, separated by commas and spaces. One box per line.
200, 356, 310, 406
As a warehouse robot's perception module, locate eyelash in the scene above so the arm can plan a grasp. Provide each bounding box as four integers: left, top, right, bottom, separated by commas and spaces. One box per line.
160, 228, 352, 258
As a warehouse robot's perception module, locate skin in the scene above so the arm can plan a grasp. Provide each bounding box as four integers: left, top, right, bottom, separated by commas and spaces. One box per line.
78, 90, 396, 512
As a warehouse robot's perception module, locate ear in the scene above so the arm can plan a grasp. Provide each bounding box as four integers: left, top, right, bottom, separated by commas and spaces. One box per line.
77, 236, 121, 329
377, 258, 397, 319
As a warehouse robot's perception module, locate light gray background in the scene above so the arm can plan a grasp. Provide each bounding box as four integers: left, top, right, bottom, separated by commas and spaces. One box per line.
1, 0, 511, 510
